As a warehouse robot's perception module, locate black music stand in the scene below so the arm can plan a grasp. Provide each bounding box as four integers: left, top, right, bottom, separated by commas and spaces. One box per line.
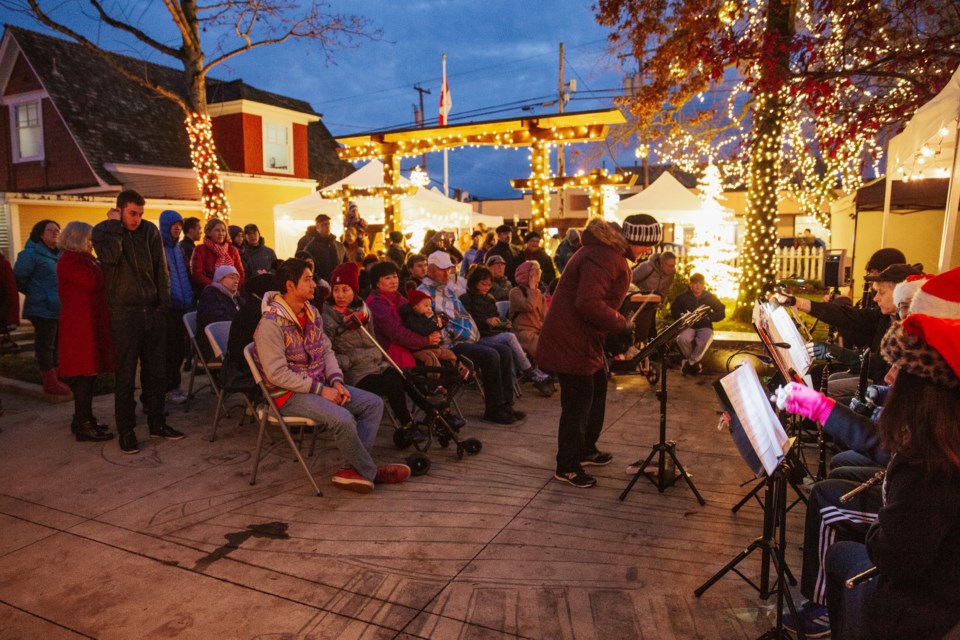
619, 305, 711, 506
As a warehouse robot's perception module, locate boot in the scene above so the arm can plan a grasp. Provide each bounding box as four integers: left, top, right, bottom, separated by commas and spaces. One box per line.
75, 419, 114, 442
41, 369, 72, 396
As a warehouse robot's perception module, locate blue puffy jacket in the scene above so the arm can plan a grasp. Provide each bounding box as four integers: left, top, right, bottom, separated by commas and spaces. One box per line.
13, 239, 61, 319
159, 210, 194, 310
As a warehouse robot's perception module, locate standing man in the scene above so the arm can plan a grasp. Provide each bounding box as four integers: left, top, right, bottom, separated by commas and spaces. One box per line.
180, 217, 201, 267
93, 190, 184, 454
298, 214, 346, 283
240, 224, 278, 277
158, 210, 194, 405
485, 225, 518, 274
255, 258, 409, 493
385, 231, 407, 269
512, 231, 557, 288
671, 273, 726, 376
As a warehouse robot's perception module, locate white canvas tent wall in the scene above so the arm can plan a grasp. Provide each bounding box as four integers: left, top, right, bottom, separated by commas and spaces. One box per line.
273, 160, 499, 259
883, 63, 960, 272
615, 171, 732, 226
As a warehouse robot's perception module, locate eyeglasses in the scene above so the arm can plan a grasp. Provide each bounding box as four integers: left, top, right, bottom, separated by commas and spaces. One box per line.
897, 302, 910, 313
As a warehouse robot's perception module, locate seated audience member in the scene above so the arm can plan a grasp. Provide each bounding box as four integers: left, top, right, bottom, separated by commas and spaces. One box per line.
366, 260, 438, 369
253, 258, 410, 493
460, 265, 551, 395
509, 260, 548, 358
322, 263, 421, 440
196, 265, 243, 361
403, 253, 428, 290
671, 273, 726, 376
485, 254, 512, 302
240, 224, 278, 277
630, 249, 676, 344
220, 273, 276, 392
461, 230, 484, 276
420, 251, 524, 424
358, 254, 379, 299
294, 251, 331, 310
401, 285, 458, 369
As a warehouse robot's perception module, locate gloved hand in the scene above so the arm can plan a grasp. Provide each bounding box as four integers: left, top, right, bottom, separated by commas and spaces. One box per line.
805, 341, 829, 360
772, 382, 835, 424
343, 310, 368, 330
770, 291, 796, 307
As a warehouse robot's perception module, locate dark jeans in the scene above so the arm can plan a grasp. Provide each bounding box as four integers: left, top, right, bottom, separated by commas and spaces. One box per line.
165, 308, 188, 392
355, 369, 413, 425
29, 316, 58, 372
556, 368, 607, 474
111, 309, 166, 434
452, 340, 514, 411
66, 375, 96, 422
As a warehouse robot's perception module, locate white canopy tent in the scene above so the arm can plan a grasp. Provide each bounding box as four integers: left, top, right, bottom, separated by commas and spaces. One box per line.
614, 171, 732, 226
273, 160, 502, 259
883, 63, 960, 272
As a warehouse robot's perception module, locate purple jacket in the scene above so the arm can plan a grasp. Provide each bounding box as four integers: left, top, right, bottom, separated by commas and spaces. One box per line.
366, 289, 434, 353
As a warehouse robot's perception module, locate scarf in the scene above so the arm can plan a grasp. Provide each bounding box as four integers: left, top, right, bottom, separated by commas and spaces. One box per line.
203, 237, 233, 268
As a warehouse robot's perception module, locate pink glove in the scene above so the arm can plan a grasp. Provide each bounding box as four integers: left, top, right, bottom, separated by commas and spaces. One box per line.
774, 381, 835, 424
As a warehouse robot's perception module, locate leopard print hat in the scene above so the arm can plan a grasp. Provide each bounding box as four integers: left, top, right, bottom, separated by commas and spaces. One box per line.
881, 320, 959, 388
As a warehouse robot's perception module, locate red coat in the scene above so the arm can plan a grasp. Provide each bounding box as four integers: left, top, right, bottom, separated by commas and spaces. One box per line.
190, 241, 245, 290
536, 229, 630, 375
0, 254, 19, 327
57, 251, 115, 376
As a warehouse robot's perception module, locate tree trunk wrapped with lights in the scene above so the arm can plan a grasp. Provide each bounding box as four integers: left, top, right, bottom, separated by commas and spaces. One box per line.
185, 113, 231, 222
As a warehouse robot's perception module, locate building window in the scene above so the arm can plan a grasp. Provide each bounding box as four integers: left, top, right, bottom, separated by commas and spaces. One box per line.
11, 100, 43, 162
263, 121, 291, 172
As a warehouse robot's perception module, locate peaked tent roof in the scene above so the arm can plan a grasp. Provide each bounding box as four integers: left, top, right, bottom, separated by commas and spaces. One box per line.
3, 26, 349, 186
615, 171, 727, 225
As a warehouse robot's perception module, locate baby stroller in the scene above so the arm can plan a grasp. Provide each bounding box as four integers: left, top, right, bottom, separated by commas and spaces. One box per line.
608, 292, 663, 384
356, 324, 482, 475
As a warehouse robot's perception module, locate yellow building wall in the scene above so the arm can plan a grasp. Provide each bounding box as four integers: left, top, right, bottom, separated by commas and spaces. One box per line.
222, 179, 314, 257
850, 208, 945, 274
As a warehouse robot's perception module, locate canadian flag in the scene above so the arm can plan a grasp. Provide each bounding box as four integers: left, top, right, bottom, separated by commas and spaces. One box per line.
439, 55, 452, 126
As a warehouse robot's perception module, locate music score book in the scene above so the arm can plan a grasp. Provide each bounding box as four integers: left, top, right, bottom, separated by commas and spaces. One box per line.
715, 364, 793, 478
753, 301, 814, 386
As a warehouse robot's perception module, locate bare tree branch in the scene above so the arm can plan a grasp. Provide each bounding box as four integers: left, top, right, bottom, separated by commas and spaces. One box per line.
87, 0, 181, 59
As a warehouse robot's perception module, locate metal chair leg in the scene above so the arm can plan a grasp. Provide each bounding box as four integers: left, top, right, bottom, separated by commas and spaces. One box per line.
209, 389, 225, 442
249, 411, 268, 486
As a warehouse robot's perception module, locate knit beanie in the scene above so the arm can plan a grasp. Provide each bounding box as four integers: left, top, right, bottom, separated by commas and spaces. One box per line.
621, 213, 662, 247
330, 262, 360, 295
213, 265, 239, 283
514, 260, 541, 287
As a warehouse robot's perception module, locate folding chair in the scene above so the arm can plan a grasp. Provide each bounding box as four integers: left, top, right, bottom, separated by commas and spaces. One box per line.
204, 321, 256, 442
183, 311, 221, 411
243, 343, 323, 496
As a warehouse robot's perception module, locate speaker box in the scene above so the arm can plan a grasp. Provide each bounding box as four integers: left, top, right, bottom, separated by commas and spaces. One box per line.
822, 250, 847, 288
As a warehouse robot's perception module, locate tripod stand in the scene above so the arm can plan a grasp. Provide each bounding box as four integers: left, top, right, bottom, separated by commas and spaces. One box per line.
695, 446, 805, 640
619, 306, 710, 506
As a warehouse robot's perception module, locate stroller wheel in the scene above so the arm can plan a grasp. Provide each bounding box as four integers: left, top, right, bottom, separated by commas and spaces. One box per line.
646, 367, 660, 385
406, 452, 431, 475
436, 433, 451, 449
462, 438, 482, 455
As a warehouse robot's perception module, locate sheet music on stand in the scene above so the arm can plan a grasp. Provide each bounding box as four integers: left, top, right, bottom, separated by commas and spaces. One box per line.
753, 301, 814, 386
716, 364, 793, 478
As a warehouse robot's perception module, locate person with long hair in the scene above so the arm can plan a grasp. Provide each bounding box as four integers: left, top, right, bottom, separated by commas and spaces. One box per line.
13, 219, 70, 395
56, 221, 114, 441
190, 218, 244, 291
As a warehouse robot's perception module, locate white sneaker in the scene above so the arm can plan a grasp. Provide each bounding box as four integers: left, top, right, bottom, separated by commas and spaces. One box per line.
166, 389, 188, 405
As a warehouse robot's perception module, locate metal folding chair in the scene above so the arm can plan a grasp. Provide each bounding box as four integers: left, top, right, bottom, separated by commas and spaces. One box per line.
243, 343, 323, 496
183, 311, 221, 411
204, 321, 255, 442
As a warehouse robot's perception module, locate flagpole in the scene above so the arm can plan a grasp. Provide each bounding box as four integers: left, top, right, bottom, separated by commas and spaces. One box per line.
442, 53, 449, 198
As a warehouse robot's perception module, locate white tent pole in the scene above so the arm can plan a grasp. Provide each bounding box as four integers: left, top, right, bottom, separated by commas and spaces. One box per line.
939, 121, 960, 272
880, 173, 893, 247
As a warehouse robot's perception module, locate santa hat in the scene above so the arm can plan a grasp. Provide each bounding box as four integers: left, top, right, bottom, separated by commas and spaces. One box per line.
881, 266, 960, 387
330, 262, 360, 295
893, 273, 933, 310
621, 213, 662, 247
405, 282, 432, 307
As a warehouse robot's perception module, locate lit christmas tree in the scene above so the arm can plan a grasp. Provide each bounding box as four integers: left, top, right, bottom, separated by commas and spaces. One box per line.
686, 164, 738, 299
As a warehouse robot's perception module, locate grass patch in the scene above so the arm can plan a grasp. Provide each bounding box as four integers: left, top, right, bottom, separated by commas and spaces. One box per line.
0, 352, 115, 395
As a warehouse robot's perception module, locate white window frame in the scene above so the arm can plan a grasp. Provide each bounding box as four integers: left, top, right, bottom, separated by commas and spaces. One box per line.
262, 119, 293, 174
6, 93, 45, 163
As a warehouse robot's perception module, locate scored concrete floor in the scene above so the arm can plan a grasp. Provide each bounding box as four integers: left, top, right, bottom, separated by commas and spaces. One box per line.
0, 369, 807, 640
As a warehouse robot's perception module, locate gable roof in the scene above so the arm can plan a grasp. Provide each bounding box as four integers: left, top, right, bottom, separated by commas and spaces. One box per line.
4, 25, 347, 185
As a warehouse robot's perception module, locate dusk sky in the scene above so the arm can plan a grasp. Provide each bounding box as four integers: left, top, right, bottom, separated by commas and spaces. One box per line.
4, 1, 637, 199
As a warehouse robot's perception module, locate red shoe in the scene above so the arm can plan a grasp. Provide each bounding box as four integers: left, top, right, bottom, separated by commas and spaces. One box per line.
331, 468, 374, 493
375, 463, 411, 484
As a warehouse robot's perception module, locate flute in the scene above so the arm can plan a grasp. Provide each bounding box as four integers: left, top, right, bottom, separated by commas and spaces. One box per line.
839, 470, 885, 504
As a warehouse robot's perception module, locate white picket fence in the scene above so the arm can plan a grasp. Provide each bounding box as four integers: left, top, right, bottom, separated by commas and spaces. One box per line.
659, 245, 824, 283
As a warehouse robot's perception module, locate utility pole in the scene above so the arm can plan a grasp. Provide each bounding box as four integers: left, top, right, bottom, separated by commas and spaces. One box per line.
558, 42, 565, 221
413, 83, 431, 170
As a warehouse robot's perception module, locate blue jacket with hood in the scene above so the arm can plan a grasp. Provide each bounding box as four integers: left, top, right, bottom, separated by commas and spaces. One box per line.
159, 210, 194, 310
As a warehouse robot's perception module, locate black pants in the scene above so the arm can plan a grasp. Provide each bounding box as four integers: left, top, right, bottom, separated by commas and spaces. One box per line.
355, 369, 413, 425
66, 375, 96, 423
452, 340, 514, 411
165, 308, 188, 392
555, 368, 607, 474
111, 309, 166, 434
29, 316, 58, 372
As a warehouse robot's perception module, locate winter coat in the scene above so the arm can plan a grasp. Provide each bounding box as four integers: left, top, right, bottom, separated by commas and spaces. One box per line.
490, 276, 512, 302
366, 289, 431, 369
0, 253, 21, 327
419, 276, 480, 346
253, 292, 344, 402
159, 211, 194, 311
13, 239, 61, 320
321, 301, 389, 385
459, 290, 503, 338
536, 228, 631, 375
241, 239, 278, 277
670, 289, 726, 329
196, 284, 243, 361
297, 229, 347, 283
190, 240, 245, 290
179, 237, 197, 267
386, 244, 407, 269
509, 285, 547, 355
486, 241, 517, 272
806, 301, 891, 383
56, 251, 114, 376
554, 238, 579, 274
400, 305, 443, 338
91, 219, 170, 311
631, 253, 676, 299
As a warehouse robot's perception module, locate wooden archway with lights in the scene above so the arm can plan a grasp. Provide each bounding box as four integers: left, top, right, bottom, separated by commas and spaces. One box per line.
335, 109, 627, 233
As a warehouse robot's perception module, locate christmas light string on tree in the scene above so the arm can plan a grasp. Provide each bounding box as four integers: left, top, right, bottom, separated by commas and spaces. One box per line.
687, 164, 738, 299
186, 113, 230, 222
